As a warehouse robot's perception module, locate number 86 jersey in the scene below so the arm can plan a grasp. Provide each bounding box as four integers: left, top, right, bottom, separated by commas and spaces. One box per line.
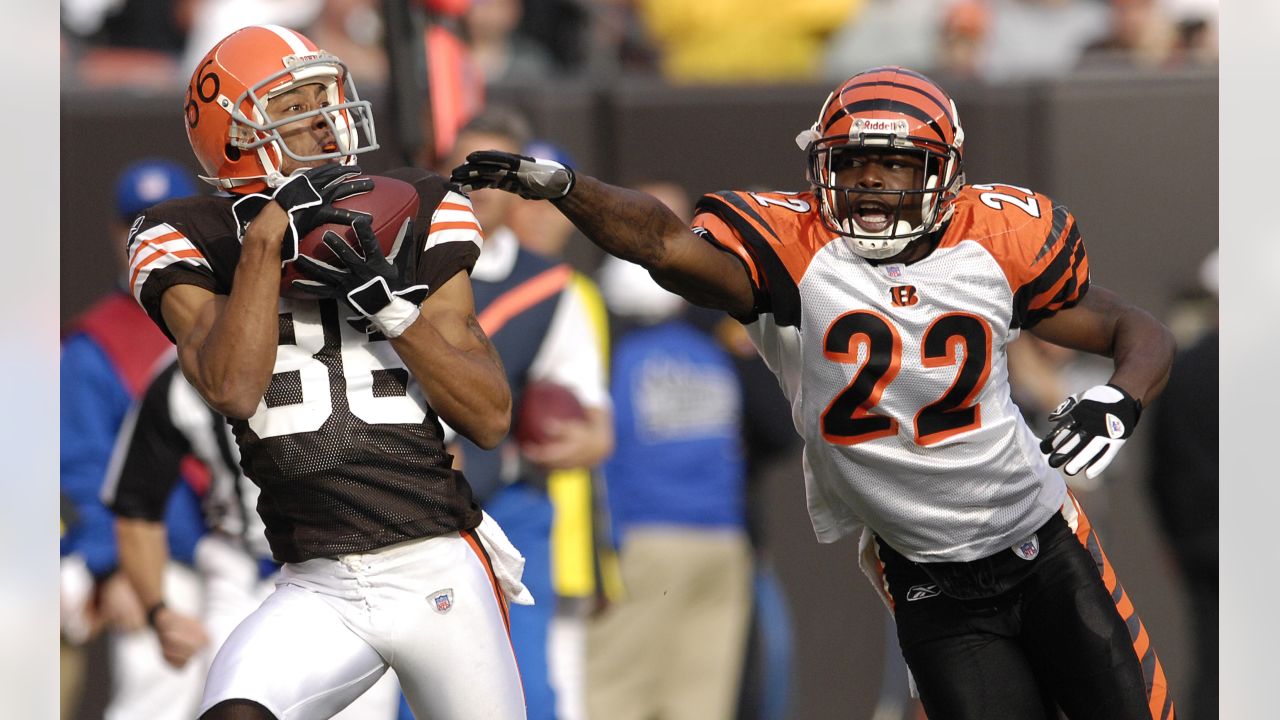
692, 184, 1089, 563
126, 168, 486, 563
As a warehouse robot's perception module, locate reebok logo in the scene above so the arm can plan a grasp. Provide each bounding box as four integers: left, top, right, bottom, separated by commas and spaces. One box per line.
126, 215, 145, 248
906, 584, 941, 602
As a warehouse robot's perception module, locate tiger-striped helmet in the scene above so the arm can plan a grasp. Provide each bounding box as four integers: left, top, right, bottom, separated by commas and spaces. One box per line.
796, 67, 965, 259
183, 25, 379, 194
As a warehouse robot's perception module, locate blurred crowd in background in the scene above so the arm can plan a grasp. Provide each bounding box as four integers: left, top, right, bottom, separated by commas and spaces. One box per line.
61, 0, 1217, 91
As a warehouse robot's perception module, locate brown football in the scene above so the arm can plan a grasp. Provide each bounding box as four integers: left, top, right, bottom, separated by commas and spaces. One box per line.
280, 175, 420, 299
514, 381, 587, 447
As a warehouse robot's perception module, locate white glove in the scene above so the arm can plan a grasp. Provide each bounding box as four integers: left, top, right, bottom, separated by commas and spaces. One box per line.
1040, 384, 1142, 479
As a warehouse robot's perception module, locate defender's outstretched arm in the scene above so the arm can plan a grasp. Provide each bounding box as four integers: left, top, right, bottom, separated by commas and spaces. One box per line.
453, 152, 755, 318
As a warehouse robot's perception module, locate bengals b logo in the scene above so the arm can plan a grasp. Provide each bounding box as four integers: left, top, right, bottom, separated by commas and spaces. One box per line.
890, 285, 919, 307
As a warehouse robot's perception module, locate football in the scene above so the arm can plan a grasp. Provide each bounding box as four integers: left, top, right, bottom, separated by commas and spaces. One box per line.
514, 381, 586, 447
279, 175, 420, 299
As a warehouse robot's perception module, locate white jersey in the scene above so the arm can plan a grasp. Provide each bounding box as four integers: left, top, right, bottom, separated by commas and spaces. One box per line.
693, 185, 1090, 562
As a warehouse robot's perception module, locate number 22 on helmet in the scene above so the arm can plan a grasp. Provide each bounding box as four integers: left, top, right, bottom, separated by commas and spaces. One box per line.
796, 66, 966, 260
184, 24, 380, 195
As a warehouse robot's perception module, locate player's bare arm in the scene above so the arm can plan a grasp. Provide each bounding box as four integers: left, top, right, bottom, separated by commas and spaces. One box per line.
560, 176, 755, 316
160, 204, 288, 418
114, 518, 168, 618
1027, 284, 1175, 405
452, 153, 756, 317
116, 517, 210, 668
391, 270, 512, 449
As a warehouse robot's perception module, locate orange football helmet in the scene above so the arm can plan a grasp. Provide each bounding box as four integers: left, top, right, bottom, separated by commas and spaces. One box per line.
184, 24, 379, 194
796, 66, 965, 259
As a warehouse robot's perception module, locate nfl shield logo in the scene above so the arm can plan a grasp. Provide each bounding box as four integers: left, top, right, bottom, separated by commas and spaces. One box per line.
1013, 535, 1040, 561
885, 263, 905, 280
1106, 413, 1125, 438
429, 589, 454, 614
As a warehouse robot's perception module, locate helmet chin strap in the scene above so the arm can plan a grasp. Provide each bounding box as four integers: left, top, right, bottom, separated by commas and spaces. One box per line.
920, 173, 939, 229
259, 143, 289, 188
842, 218, 915, 259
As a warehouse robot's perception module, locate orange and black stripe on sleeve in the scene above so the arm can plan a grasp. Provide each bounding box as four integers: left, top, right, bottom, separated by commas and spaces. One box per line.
1011, 203, 1090, 330
693, 192, 802, 328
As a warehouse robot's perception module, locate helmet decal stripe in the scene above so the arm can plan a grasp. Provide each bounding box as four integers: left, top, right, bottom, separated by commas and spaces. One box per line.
260, 24, 311, 55
834, 80, 954, 128
863, 66, 949, 94
824, 99, 947, 143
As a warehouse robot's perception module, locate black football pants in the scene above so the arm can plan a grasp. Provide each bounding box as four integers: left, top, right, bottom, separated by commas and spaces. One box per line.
878, 513, 1155, 720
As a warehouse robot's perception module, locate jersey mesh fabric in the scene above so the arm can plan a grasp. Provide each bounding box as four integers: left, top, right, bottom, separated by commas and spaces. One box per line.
130, 169, 485, 563
701, 188, 1075, 563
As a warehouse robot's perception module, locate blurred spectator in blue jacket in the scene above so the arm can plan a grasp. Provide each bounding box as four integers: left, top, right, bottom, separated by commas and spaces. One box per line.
589, 242, 752, 720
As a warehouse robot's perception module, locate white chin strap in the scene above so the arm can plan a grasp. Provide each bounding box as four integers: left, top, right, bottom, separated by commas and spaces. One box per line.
259, 145, 287, 189
841, 219, 915, 259
334, 109, 358, 155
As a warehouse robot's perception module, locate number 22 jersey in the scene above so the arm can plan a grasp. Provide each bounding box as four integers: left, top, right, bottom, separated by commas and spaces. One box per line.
692, 184, 1088, 563
126, 167, 485, 563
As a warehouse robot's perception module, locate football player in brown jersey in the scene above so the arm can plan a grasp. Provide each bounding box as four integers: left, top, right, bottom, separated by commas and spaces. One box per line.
126, 25, 530, 720
454, 66, 1178, 719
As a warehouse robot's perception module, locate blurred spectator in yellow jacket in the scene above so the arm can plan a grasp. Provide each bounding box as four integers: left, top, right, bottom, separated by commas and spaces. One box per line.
637, 0, 863, 82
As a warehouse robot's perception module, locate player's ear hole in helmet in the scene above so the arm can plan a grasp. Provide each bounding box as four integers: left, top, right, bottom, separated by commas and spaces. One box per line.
184, 24, 380, 195
796, 66, 965, 260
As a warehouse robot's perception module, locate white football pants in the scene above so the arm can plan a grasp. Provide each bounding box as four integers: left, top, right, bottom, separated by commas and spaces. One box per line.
196, 533, 400, 719
200, 526, 527, 719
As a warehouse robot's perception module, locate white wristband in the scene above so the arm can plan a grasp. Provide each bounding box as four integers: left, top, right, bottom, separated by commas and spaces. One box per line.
370, 296, 420, 338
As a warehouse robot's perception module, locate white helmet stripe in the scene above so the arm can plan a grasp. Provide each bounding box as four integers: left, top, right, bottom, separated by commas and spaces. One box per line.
261, 24, 311, 55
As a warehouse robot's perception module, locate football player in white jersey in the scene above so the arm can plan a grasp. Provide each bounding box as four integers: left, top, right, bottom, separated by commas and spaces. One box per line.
453, 66, 1177, 719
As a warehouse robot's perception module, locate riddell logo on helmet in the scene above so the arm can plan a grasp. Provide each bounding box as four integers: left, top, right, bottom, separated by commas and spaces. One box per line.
853, 118, 910, 135
283, 52, 326, 67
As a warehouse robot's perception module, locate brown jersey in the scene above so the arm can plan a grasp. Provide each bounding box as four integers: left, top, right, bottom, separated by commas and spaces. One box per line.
125, 168, 485, 562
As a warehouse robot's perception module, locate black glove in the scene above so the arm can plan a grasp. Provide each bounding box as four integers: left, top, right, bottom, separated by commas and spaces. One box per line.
450, 150, 575, 200
1039, 383, 1142, 479
291, 215, 429, 338
231, 164, 373, 265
